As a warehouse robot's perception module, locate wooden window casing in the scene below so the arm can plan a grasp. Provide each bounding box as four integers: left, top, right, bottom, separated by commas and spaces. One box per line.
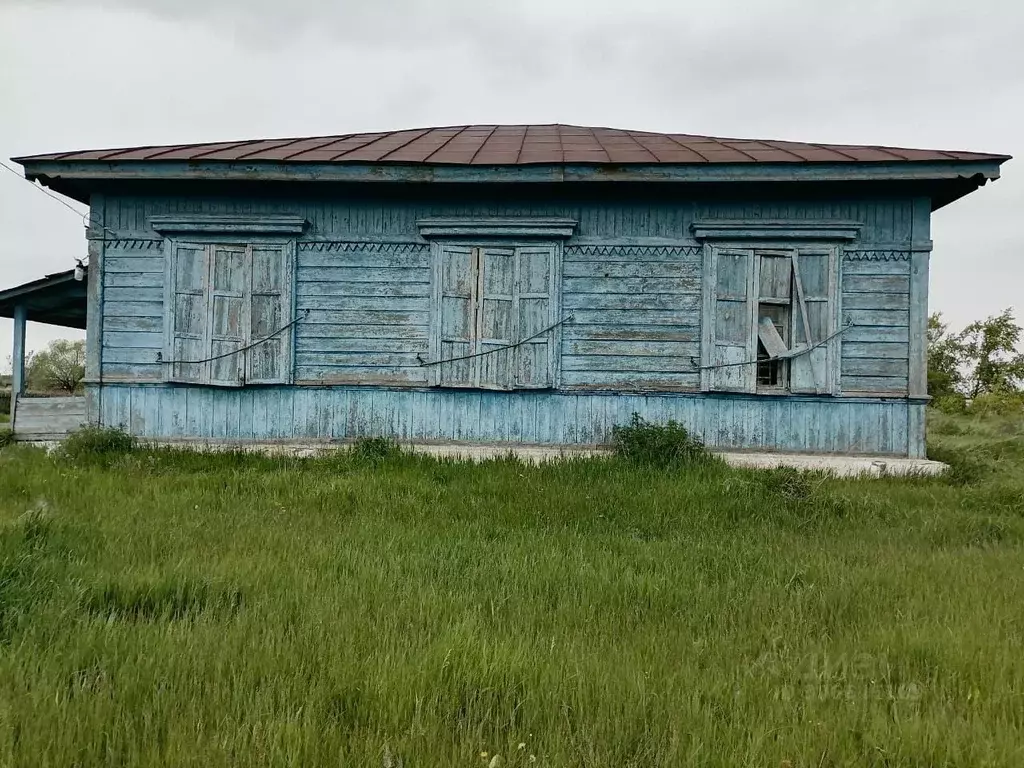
702, 244, 840, 395
430, 243, 561, 390
164, 240, 295, 387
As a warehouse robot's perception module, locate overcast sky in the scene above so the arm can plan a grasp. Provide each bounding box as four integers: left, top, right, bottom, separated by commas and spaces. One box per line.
1, 0, 1020, 369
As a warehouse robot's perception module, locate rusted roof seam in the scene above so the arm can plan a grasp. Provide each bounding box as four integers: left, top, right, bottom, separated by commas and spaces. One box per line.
424, 126, 472, 163
375, 128, 435, 162
468, 126, 500, 164
586, 128, 616, 163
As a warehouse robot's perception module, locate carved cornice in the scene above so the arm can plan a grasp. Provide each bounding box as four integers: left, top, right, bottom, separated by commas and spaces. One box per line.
417, 217, 578, 239
150, 215, 308, 235
691, 219, 863, 241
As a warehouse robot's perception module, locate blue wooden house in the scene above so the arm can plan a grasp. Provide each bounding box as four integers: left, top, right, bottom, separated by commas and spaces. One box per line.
6, 125, 1009, 456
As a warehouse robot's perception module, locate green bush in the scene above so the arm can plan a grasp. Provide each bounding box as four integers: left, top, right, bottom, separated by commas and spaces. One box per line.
60, 426, 136, 465
0, 428, 14, 448
968, 391, 1024, 417
350, 436, 403, 464
611, 413, 716, 468
932, 394, 968, 415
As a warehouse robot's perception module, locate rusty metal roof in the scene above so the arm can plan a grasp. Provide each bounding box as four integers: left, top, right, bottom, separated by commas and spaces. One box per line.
12, 125, 1010, 166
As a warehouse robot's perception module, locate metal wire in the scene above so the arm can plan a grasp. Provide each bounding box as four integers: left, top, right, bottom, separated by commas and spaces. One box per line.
418, 315, 574, 367
0, 159, 118, 239
158, 310, 308, 366
694, 322, 854, 371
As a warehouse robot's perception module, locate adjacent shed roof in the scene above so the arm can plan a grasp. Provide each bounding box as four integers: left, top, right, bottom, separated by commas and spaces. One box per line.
0, 270, 87, 329
13, 124, 1010, 166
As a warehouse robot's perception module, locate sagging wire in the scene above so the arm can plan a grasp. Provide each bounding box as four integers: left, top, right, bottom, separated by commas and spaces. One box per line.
157, 310, 310, 366
417, 314, 575, 367
693, 321, 855, 371
0, 158, 118, 241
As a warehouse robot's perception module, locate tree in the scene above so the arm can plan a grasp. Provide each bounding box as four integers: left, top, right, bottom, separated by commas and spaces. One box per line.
957, 309, 1024, 398
26, 340, 86, 395
928, 309, 1024, 403
927, 313, 967, 402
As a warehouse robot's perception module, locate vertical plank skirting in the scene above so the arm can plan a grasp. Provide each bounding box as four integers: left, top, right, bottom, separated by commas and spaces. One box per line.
96, 384, 916, 457
907, 402, 927, 459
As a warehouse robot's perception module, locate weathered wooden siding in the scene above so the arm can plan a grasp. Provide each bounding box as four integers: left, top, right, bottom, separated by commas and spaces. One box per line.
94, 384, 919, 456
13, 396, 86, 441
840, 257, 912, 394
95, 191, 926, 398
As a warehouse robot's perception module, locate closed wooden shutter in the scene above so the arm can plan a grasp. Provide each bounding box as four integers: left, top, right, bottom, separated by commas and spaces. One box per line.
168, 242, 208, 383
790, 247, 838, 394
707, 247, 755, 392
478, 247, 517, 389
207, 244, 247, 386
436, 245, 477, 387
514, 245, 556, 388
432, 243, 560, 389
166, 240, 295, 387
247, 243, 293, 384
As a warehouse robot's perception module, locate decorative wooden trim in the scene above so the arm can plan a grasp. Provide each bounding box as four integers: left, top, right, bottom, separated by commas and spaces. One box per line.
691, 219, 862, 241
565, 244, 703, 258
103, 238, 164, 250
150, 215, 308, 235
417, 217, 578, 239
843, 250, 912, 261
298, 241, 429, 254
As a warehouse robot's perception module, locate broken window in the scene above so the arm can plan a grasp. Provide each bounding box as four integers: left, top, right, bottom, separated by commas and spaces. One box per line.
703, 245, 839, 395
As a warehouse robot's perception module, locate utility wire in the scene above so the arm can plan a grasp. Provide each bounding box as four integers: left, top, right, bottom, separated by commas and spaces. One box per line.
695, 322, 854, 371
0, 158, 117, 239
418, 315, 575, 367
158, 310, 309, 366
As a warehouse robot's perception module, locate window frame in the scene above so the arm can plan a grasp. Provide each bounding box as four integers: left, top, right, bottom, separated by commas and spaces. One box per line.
428, 240, 563, 391
701, 242, 841, 396
162, 236, 297, 387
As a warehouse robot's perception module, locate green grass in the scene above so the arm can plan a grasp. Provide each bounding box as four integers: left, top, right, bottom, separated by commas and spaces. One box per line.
0, 413, 1022, 767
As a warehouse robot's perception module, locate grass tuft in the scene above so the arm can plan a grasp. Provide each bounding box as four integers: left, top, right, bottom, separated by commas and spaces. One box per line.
80, 577, 244, 622
59, 425, 136, 466
611, 413, 717, 468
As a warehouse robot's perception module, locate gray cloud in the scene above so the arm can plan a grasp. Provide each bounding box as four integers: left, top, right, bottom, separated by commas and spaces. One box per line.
0, 0, 1021, 363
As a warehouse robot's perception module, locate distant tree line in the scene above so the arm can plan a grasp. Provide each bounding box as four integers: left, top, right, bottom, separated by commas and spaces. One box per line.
928, 308, 1024, 413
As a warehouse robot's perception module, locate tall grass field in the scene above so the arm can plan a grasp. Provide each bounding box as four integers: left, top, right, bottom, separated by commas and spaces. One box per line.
1, 412, 1022, 766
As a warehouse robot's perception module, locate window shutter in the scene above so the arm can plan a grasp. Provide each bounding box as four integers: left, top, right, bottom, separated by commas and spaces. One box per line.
168, 242, 208, 383
247, 243, 293, 384
435, 245, 477, 387
790, 248, 838, 394
477, 247, 517, 390
708, 247, 755, 392
513, 245, 556, 388
205, 244, 247, 387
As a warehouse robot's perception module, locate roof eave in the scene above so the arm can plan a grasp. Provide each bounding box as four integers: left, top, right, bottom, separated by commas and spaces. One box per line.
16, 157, 1008, 205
